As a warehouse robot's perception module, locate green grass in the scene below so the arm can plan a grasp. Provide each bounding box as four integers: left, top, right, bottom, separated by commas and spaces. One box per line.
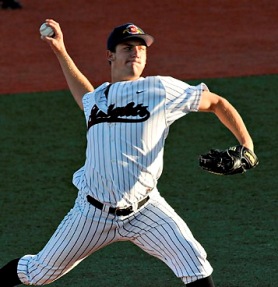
0, 75, 277, 286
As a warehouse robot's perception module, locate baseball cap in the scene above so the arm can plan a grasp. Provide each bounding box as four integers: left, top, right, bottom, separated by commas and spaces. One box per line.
107, 23, 154, 51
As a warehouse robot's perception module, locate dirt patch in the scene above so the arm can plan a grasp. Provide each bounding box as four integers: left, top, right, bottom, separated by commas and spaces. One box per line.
0, 0, 277, 95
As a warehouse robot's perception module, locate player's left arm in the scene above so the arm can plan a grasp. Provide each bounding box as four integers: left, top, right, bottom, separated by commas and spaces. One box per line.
198, 90, 254, 151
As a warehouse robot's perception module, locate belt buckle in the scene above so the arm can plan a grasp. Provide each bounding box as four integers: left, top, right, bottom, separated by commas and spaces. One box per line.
115, 206, 133, 216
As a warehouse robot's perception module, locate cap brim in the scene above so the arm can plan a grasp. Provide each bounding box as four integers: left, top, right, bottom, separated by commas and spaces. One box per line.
121, 34, 154, 47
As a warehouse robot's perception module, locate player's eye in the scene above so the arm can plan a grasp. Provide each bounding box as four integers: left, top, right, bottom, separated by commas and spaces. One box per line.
138, 46, 146, 51
124, 46, 133, 51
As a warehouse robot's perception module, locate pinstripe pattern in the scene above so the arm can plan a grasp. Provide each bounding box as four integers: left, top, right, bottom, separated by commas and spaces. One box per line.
17, 76, 212, 285
18, 203, 116, 285
18, 193, 212, 285
73, 76, 208, 206
119, 194, 212, 279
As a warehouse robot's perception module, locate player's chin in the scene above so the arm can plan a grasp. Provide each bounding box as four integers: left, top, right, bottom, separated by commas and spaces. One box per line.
127, 62, 145, 74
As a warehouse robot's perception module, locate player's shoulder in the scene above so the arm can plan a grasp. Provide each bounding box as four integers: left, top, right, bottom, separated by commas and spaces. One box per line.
146, 75, 187, 85
142, 75, 182, 86
149, 76, 192, 92
83, 82, 109, 99
82, 82, 110, 112
144, 75, 174, 82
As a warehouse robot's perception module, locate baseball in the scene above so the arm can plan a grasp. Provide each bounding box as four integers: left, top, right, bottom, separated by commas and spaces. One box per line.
39, 23, 54, 37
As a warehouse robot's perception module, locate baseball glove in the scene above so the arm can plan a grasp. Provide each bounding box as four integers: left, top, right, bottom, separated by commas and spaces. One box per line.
199, 145, 259, 175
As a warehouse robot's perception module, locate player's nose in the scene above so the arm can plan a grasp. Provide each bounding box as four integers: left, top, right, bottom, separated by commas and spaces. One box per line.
131, 46, 142, 57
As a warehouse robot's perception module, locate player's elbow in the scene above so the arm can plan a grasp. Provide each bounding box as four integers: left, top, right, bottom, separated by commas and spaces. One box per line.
210, 96, 231, 115
199, 91, 227, 113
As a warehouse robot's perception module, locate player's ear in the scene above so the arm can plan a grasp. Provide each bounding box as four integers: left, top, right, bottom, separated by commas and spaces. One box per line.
106, 50, 115, 62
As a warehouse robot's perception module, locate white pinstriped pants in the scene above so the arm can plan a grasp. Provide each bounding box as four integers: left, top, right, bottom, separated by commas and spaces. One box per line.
17, 191, 213, 285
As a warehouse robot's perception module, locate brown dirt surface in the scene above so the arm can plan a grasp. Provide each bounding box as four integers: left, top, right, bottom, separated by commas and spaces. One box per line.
0, 0, 277, 95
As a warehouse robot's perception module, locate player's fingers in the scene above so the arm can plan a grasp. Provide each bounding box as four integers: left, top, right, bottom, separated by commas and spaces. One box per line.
41, 35, 54, 43
44, 19, 63, 38
45, 19, 60, 30
45, 18, 60, 27
40, 19, 67, 56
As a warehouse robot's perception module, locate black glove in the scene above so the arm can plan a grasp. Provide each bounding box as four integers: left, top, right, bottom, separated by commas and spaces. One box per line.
199, 145, 259, 175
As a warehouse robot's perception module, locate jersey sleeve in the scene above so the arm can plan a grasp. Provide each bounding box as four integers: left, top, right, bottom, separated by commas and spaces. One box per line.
82, 91, 95, 119
160, 76, 209, 125
82, 82, 110, 122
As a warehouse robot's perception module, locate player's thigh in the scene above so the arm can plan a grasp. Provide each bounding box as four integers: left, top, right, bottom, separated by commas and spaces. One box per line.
18, 204, 117, 285
124, 196, 211, 278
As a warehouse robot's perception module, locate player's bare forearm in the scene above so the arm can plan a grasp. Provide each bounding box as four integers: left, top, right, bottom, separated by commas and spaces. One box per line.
214, 102, 254, 151
199, 91, 254, 151
41, 19, 94, 110
56, 51, 94, 110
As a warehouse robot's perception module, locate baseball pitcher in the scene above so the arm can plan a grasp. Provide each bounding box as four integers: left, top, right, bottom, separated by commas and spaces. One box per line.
0, 19, 258, 286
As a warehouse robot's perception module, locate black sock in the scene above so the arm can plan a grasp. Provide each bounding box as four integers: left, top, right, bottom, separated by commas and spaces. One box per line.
186, 276, 215, 287
0, 258, 22, 286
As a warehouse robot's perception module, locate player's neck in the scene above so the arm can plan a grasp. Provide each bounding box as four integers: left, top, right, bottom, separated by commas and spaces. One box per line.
110, 66, 143, 83
111, 74, 141, 83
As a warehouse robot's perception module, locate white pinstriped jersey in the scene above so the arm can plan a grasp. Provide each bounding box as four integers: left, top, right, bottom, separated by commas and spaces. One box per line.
73, 76, 208, 207
18, 76, 213, 285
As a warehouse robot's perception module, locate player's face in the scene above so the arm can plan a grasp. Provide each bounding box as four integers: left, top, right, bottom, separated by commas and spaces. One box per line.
108, 39, 147, 82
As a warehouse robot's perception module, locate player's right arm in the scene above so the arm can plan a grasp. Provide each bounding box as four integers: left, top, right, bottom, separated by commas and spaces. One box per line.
41, 19, 94, 110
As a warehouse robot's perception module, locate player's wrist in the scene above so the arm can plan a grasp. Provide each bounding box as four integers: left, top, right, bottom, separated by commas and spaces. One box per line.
240, 141, 254, 152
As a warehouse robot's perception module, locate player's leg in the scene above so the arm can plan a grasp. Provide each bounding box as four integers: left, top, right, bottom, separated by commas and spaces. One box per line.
0, 258, 22, 286
120, 192, 213, 285
1, 200, 118, 286
185, 275, 215, 286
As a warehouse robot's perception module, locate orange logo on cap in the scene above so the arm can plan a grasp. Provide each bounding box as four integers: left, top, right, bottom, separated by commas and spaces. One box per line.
123, 24, 144, 35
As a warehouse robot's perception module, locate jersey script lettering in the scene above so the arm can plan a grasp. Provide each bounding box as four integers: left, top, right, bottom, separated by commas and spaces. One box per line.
88, 102, 150, 129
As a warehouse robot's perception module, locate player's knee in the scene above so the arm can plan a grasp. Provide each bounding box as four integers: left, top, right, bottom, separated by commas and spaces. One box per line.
18, 255, 65, 286
181, 275, 215, 286
20, 274, 59, 286
26, 280, 51, 286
